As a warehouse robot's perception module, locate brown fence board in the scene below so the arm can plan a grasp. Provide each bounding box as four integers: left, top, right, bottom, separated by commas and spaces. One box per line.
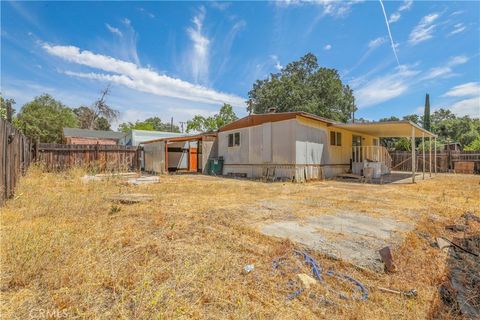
390, 150, 479, 173
1, 118, 33, 205
37, 143, 140, 172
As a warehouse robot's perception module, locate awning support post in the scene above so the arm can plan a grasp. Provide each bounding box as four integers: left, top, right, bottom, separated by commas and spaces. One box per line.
412, 127, 416, 183
422, 133, 425, 180
429, 136, 432, 178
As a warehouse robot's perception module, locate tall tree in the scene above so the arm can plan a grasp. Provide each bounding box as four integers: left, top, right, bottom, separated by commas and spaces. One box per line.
118, 117, 180, 133
75, 86, 119, 130
186, 103, 238, 133
423, 93, 431, 131
15, 94, 78, 143
247, 53, 356, 122
0, 96, 16, 121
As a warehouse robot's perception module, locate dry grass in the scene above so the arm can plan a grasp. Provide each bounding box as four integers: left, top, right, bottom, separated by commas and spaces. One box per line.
1, 167, 479, 319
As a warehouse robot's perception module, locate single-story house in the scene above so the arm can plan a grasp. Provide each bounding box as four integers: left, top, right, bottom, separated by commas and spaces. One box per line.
63, 128, 126, 145
143, 111, 437, 183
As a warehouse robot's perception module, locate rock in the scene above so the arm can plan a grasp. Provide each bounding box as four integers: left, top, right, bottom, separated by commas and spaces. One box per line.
436, 237, 452, 251
243, 264, 254, 274
463, 212, 480, 223
297, 273, 317, 289
379, 246, 397, 273
445, 225, 467, 232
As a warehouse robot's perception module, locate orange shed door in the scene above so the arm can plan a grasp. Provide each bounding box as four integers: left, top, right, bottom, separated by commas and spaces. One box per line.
189, 147, 198, 172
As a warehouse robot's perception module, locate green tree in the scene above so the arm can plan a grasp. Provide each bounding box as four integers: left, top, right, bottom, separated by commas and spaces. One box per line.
464, 135, 480, 151
247, 53, 356, 122
423, 93, 431, 131
0, 96, 16, 120
118, 117, 180, 133
15, 94, 78, 143
403, 114, 421, 125
186, 103, 238, 133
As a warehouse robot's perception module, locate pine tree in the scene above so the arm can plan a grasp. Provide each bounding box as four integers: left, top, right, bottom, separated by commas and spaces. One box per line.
423, 93, 431, 131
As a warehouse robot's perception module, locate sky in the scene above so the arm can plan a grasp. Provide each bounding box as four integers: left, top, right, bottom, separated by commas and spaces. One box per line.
1, 1, 479, 130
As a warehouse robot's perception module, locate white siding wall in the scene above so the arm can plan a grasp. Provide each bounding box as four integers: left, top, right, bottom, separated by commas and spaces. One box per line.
144, 141, 165, 174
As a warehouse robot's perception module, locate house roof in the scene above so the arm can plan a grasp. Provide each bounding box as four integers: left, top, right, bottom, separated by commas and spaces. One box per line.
218, 112, 335, 132
142, 133, 217, 144
217, 111, 436, 138
332, 121, 437, 138
63, 128, 126, 140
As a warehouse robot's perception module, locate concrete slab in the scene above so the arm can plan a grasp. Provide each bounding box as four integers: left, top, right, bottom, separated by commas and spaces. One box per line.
261, 212, 413, 272
127, 176, 160, 185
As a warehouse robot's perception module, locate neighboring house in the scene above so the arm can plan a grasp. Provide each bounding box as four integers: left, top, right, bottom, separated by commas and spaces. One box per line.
63, 128, 125, 145
143, 111, 436, 183
444, 142, 462, 152
120, 129, 183, 146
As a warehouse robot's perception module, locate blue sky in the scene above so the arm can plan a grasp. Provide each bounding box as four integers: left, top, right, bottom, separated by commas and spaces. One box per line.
1, 1, 479, 129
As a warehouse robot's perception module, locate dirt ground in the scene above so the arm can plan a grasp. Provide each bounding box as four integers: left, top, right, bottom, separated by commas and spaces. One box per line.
1, 167, 479, 319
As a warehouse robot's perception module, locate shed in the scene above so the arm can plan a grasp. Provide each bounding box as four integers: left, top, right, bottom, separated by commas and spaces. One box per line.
143, 133, 217, 174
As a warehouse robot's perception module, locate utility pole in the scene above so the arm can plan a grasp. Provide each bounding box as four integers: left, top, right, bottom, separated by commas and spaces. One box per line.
179, 121, 186, 133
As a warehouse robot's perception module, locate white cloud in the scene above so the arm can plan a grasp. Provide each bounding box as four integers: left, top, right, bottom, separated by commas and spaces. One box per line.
105, 23, 123, 37
138, 7, 155, 18
42, 43, 245, 107
398, 0, 413, 12
276, 0, 363, 17
408, 13, 440, 45
421, 55, 469, 80
442, 82, 480, 117
186, 7, 210, 84
443, 82, 480, 97
387, 0, 413, 24
270, 55, 283, 71
368, 37, 386, 49
353, 65, 420, 108
450, 97, 480, 117
323, 44, 332, 50
448, 23, 466, 37
388, 13, 400, 23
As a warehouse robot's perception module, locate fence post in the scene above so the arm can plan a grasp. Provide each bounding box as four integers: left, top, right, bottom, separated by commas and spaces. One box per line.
34, 139, 40, 162
6, 101, 12, 123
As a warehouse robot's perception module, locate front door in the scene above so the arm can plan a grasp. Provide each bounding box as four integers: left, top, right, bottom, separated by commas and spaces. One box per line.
352, 135, 362, 162
189, 147, 198, 172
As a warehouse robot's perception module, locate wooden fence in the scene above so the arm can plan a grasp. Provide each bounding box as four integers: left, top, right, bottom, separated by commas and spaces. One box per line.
1, 118, 141, 205
390, 151, 480, 173
36, 143, 141, 172
1, 118, 33, 205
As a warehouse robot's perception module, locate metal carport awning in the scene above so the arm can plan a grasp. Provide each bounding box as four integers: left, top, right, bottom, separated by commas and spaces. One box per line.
331, 121, 436, 138
331, 121, 437, 183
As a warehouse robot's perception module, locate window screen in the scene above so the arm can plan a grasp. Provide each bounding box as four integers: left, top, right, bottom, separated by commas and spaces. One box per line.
234, 132, 240, 146
336, 132, 342, 146
330, 131, 336, 145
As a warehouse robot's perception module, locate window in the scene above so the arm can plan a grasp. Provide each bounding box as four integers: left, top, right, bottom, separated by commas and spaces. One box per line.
330, 131, 342, 146
228, 132, 240, 147
234, 132, 240, 146
373, 138, 379, 146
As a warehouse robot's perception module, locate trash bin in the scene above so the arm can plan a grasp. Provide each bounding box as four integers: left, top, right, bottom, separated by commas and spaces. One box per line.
208, 157, 224, 175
